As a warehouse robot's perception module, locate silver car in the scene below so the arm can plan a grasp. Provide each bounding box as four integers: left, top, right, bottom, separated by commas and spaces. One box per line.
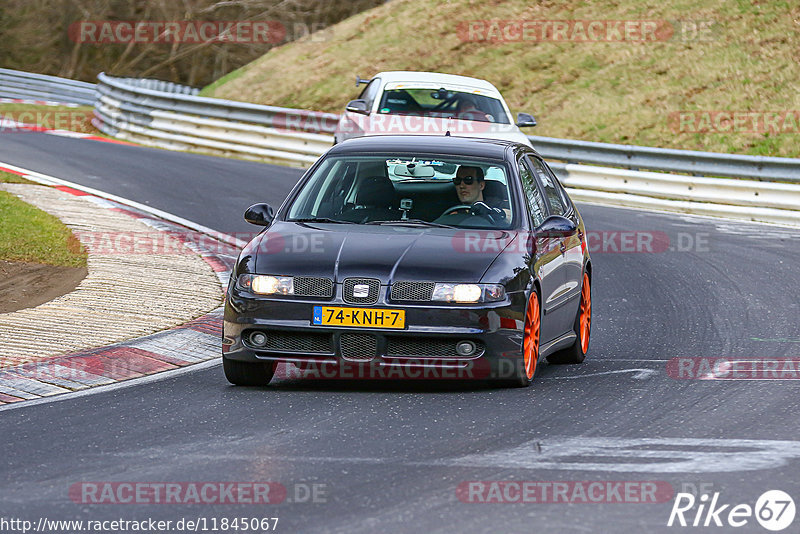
334, 71, 537, 146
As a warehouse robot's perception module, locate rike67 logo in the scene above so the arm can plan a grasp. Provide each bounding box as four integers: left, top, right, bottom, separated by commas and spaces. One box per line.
668, 490, 795, 531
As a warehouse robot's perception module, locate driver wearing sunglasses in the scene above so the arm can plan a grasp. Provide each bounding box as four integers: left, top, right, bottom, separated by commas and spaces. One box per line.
437, 165, 509, 225
453, 165, 486, 204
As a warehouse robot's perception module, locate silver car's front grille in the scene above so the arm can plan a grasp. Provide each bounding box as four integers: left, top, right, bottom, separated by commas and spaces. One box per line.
339, 333, 377, 361
390, 281, 435, 302
293, 276, 334, 298
342, 278, 380, 304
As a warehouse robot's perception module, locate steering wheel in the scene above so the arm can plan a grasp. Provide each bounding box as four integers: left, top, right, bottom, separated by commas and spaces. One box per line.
440, 204, 474, 217
440, 202, 505, 224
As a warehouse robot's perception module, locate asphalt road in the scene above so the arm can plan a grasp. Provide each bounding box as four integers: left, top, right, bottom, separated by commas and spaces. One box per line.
1, 133, 799, 533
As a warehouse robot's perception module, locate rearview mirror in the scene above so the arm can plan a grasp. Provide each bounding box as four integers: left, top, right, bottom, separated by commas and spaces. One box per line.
393, 163, 435, 178
516, 112, 537, 128
535, 215, 576, 238
345, 99, 370, 115
244, 203, 274, 226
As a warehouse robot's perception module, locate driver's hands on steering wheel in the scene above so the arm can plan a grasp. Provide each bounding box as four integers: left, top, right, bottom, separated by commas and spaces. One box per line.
439, 202, 506, 224
469, 201, 506, 223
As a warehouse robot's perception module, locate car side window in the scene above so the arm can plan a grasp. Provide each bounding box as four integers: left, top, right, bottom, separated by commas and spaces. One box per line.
358, 79, 381, 108
518, 156, 547, 227
527, 156, 565, 216
554, 177, 574, 213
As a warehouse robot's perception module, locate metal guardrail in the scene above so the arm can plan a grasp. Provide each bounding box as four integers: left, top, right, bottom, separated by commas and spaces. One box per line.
530, 136, 800, 183
0, 68, 96, 106
555, 163, 800, 227
4, 69, 798, 226
103, 77, 200, 96
3, 69, 798, 182
90, 72, 800, 226
94, 72, 338, 166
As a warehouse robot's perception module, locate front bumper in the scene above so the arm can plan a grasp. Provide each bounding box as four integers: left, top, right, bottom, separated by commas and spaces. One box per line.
223, 289, 528, 380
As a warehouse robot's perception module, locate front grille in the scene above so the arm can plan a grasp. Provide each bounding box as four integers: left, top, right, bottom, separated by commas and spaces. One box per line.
340, 333, 377, 361
249, 331, 332, 353
293, 276, 334, 298
391, 281, 435, 302
342, 278, 380, 304
386, 337, 485, 359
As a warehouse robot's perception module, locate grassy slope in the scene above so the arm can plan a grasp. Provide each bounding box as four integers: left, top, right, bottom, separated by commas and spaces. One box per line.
0, 171, 87, 267
202, 0, 800, 157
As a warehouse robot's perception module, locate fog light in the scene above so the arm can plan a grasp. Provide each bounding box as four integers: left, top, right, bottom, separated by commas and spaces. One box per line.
455, 340, 477, 357
249, 331, 268, 347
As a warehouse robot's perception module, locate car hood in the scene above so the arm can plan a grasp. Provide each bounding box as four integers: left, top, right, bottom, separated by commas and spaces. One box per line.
336, 113, 533, 147
252, 221, 517, 283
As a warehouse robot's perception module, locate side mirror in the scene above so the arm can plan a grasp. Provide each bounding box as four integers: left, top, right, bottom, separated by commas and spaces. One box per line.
516, 112, 537, 128
535, 215, 576, 238
244, 203, 274, 226
345, 99, 370, 115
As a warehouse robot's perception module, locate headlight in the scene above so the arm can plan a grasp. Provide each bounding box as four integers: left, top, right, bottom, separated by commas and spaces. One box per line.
431, 283, 505, 303
237, 274, 294, 295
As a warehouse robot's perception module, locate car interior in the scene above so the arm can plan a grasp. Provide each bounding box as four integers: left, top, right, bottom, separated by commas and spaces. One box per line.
300, 158, 511, 226
377, 89, 508, 124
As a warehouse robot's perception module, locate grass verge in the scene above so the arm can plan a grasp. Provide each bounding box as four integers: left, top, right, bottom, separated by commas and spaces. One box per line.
0, 175, 87, 267
0, 103, 99, 135
0, 169, 34, 185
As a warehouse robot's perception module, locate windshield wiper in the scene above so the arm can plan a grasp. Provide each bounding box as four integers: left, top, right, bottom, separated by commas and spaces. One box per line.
366, 219, 456, 229
292, 217, 350, 224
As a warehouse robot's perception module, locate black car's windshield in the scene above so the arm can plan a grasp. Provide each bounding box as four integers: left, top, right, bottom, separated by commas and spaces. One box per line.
377, 88, 510, 124
287, 155, 515, 229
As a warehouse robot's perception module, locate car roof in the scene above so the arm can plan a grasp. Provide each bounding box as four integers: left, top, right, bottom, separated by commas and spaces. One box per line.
328, 135, 538, 160
371, 71, 500, 93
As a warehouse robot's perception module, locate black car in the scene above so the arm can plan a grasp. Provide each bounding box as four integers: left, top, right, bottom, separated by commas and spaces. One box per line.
223, 135, 592, 387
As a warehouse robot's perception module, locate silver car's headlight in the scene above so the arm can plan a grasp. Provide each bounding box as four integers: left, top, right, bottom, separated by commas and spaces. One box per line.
431, 283, 505, 303
237, 274, 294, 295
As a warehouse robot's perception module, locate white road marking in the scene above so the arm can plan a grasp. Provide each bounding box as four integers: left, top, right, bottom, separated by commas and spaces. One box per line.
540, 369, 657, 380
147, 437, 800, 474
434, 437, 800, 473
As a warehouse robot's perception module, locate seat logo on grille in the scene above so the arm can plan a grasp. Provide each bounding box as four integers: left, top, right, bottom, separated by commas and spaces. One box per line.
353, 284, 370, 298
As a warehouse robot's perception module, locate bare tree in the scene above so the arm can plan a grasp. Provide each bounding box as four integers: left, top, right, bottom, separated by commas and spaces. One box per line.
1, 0, 386, 86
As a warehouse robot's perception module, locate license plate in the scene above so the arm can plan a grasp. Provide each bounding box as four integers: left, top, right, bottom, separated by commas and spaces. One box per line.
312, 306, 405, 329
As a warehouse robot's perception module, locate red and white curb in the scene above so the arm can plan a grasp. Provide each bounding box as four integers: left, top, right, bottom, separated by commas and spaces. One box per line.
0, 117, 137, 146
0, 164, 239, 408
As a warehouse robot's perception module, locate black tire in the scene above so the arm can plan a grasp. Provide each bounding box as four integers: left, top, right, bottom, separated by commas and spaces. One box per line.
547, 273, 591, 364
223, 357, 277, 386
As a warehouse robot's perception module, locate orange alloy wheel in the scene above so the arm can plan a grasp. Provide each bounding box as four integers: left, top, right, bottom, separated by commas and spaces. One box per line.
579, 273, 591, 353
523, 292, 541, 380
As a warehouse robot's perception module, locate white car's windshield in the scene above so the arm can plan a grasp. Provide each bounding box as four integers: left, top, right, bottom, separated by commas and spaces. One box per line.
287, 155, 515, 229
377, 88, 510, 124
